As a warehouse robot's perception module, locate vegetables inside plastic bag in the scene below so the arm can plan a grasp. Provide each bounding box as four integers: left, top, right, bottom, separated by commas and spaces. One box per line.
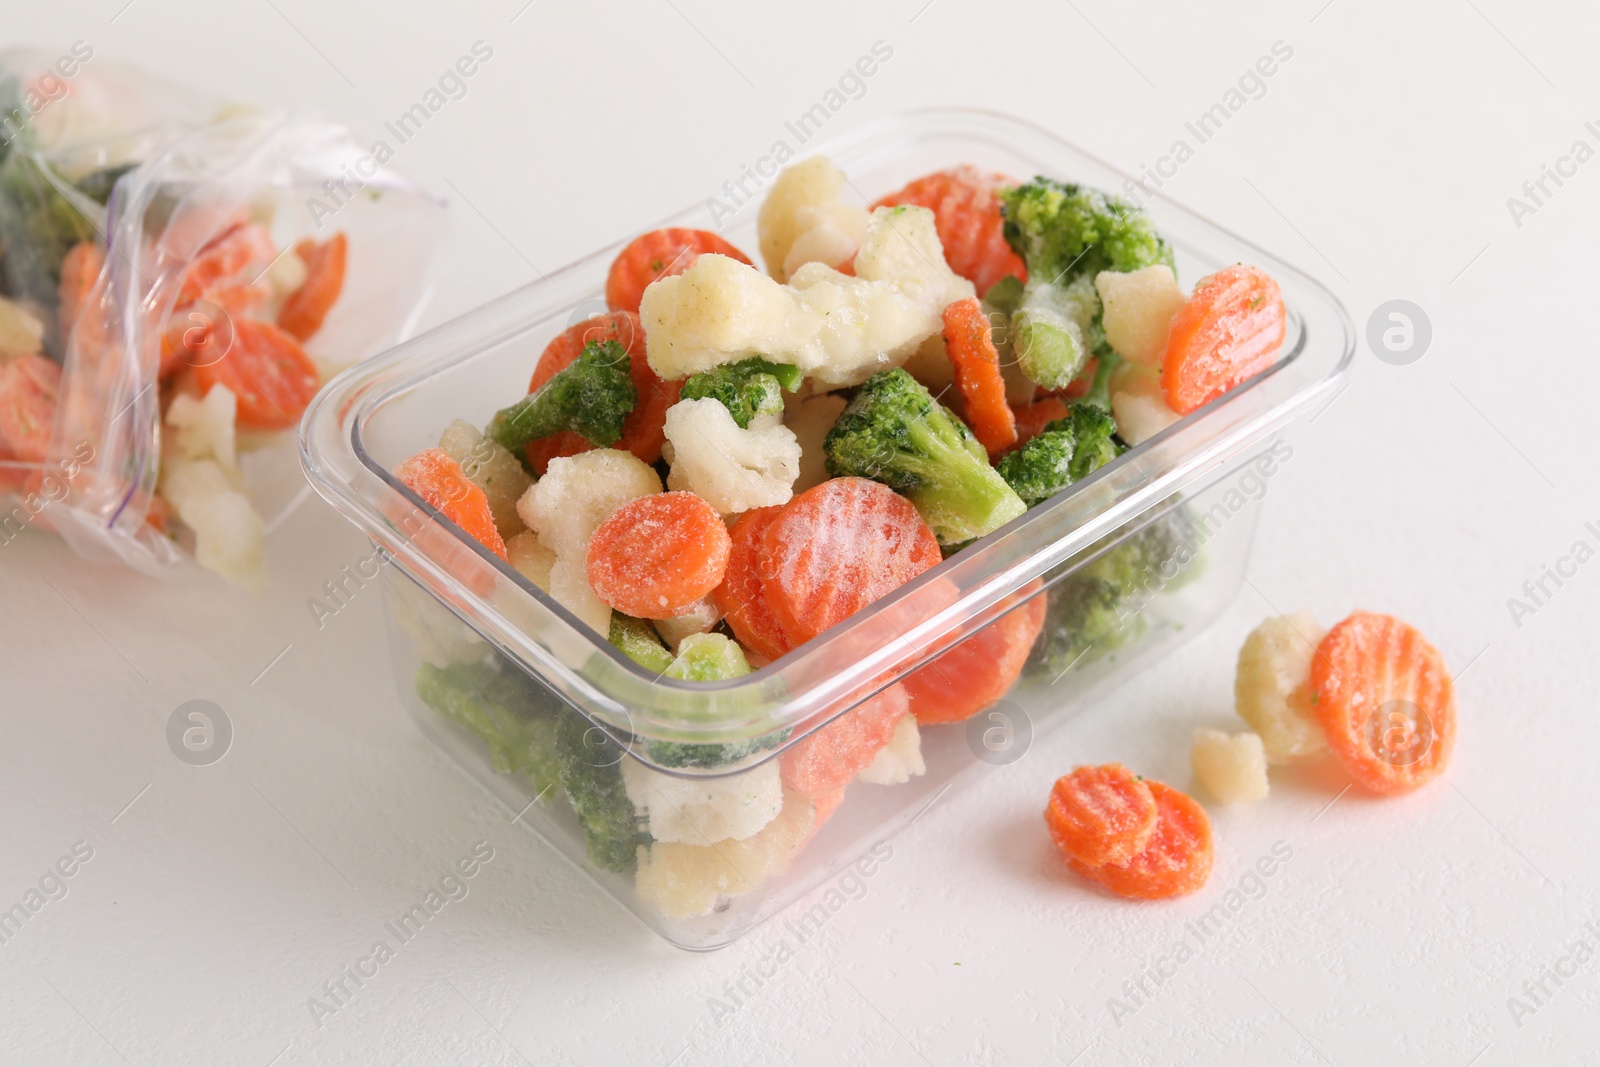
0, 48, 445, 586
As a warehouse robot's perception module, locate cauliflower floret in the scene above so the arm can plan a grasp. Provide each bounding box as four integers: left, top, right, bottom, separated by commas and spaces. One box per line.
158, 456, 265, 592
504, 530, 555, 592
515, 449, 660, 633
1235, 612, 1329, 763
1096, 265, 1187, 366
853, 204, 975, 315
0, 296, 45, 356
634, 788, 815, 918
1191, 728, 1270, 804
653, 595, 722, 653
785, 392, 847, 495
165, 384, 238, 470
1109, 360, 1181, 446
856, 715, 926, 785
662, 398, 800, 515
758, 156, 869, 283
786, 263, 939, 388
438, 419, 532, 537
388, 570, 488, 666
623, 756, 783, 845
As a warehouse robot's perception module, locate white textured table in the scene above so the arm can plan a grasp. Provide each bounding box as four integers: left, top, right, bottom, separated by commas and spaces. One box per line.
4, 2, 1597, 1064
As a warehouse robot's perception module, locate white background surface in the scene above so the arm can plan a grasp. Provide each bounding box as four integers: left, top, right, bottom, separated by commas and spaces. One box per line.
4, 1, 1599, 1064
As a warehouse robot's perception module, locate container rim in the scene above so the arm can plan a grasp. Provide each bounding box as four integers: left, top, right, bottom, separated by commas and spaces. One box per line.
299, 106, 1354, 749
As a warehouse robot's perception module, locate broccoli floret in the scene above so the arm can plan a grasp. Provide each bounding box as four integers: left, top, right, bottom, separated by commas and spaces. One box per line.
679, 357, 802, 428
1010, 274, 1101, 390
609, 613, 675, 674
997, 401, 1127, 505
486, 339, 636, 454
0, 152, 101, 349
415, 660, 561, 795
74, 163, 138, 206
1027, 575, 1133, 679
1084, 504, 1203, 596
641, 633, 789, 768
553, 708, 647, 873
824, 368, 1026, 545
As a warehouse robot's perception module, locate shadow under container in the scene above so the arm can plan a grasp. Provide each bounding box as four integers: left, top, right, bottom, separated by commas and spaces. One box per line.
301, 109, 1353, 950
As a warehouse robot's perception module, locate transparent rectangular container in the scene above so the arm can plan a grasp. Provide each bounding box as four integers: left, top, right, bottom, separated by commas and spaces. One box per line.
300, 108, 1353, 950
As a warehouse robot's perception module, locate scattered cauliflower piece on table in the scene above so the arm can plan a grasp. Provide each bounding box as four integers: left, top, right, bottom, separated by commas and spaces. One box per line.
856, 715, 926, 786
515, 449, 660, 633
1235, 611, 1329, 763
622, 756, 784, 845
758, 156, 869, 283
1109, 360, 1181, 446
158, 456, 265, 592
166, 384, 238, 470
1095, 265, 1187, 366
1191, 728, 1270, 804
438, 418, 531, 537
634, 788, 815, 918
785, 392, 847, 495
662, 397, 800, 515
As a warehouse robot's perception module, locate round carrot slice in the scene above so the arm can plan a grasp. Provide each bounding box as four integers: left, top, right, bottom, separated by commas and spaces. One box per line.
1044, 763, 1158, 868
586, 491, 731, 619
713, 505, 792, 662
905, 582, 1045, 725
526, 310, 678, 467
0, 354, 61, 464
942, 297, 1016, 454
58, 241, 105, 343
193, 319, 320, 430
873, 167, 1027, 295
780, 683, 909, 828
394, 447, 508, 560
604, 228, 752, 314
761, 478, 942, 647
277, 232, 347, 342
176, 222, 277, 307
1161, 264, 1285, 415
1311, 611, 1457, 795
1070, 781, 1213, 899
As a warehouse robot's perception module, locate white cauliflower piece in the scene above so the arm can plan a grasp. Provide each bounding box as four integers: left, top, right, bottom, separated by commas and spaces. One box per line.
165, 384, 238, 470
1096, 265, 1186, 366
785, 263, 943, 388
653, 595, 722, 653
438, 419, 531, 537
504, 530, 555, 592
901, 332, 955, 395
662, 398, 800, 515
1235, 611, 1329, 763
758, 156, 869, 283
266, 249, 308, 300
785, 392, 846, 495
853, 204, 975, 316
515, 449, 660, 633
1191, 728, 1270, 805
1109, 360, 1181, 446
856, 715, 926, 785
634, 788, 815, 918
387, 571, 488, 666
158, 456, 265, 592
623, 756, 783, 845
0, 296, 44, 356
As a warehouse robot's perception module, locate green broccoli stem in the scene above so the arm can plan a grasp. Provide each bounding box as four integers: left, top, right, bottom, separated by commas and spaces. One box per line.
1082, 349, 1121, 412
900, 415, 1027, 543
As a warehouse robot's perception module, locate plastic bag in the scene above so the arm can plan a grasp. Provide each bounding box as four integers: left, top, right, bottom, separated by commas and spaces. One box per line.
0, 48, 446, 586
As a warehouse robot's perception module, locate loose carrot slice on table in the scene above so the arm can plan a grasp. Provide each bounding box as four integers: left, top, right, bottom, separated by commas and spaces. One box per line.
522, 310, 679, 472
1311, 611, 1457, 795
874, 167, 1027, 295
605, 228, 752, 314
761, 477, 942, 648
1045, 763, 1159, 868
942, 297, 1016, 454
277, 232, 348, 342
1069, 780, 1213, 899
904, 581, 1045, 725
192, 319, 319, 430
394, 447, 508, 560
1161, 264, 1285, 415
586, 491, 731, 619
713, 505, 792, 663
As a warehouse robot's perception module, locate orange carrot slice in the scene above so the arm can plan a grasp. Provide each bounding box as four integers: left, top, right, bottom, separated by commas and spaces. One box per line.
192, 319, 319, 430
942, 297, 1017, 454
1161, 264, 1285, 415
904, 582, 1045, 725
586, 491, 731, 619
1045, 763, 1158, 868
713, 505, 792, 662
58, 241, 105, 343
780, 684, 910, 827
277, 232, 347, 342
394, 447, 508, 560
0, 354, 62, 464
605, 228, 752, 314
1069, 781, 1213, 899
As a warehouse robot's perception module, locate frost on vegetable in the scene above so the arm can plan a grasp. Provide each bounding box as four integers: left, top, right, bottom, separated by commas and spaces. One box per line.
757, 156, 870, 283
158, 456, 265, 592
1096, 265, 1186, 366
504, 530, 556, 592
852, 204, 975, 317
516, 448, 661, 634
1235, 612, 1328, 763
439, 418, 532, 537
679, 357, 799, 428
1012, 273, 1101, 391
609, 612, 676, 674
623, 756, 783, 845
856, 715, 926, 785
1109, 360, 1181, 446
652, 595, 723, 654
1191, 728, 1269, 805
786, 392, 847, 495
997, 400, 1125, 506
641, 633, 789, 769
662, 397, 800, 516
634, 788, 815, 918
415, 659, 560, 795
166, 384, 238, 471
486, 339, 637, 454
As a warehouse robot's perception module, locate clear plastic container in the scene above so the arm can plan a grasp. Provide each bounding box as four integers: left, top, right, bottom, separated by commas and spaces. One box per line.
300, 108, 1353, 949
